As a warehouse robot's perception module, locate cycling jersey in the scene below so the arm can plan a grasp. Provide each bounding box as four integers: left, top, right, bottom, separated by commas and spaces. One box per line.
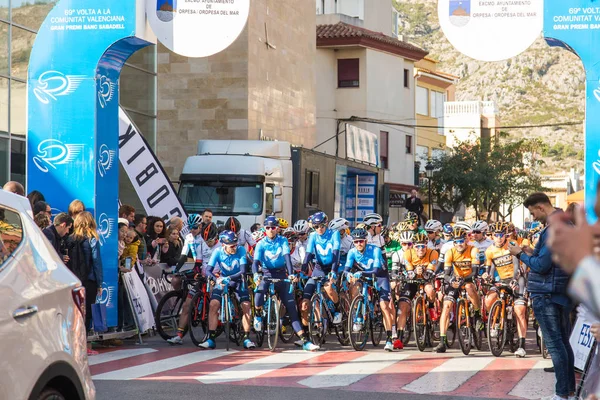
469, 238, 493, 265
344, 244, 384, 276
237, 229, 255, 248
181, 233, 208, 263
253, 235, 291, 275
206, 245, 248, 281
390, 248, 407, 274
367, 232, 385, 248
427, 239, 442, 251
340, 234, 353, 255
444, 245, 479, 279
485, 243, 519, 280
438, 240, 454, 267
384, 240, 402, 270
405, 248, 439, 274
290, 245, 303, 272
305, 228, 341, 268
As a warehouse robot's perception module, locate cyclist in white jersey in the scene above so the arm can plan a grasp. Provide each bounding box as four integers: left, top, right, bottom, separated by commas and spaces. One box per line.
364, 213, 385, 248
224, 216, 255, 249
329, 217, 352, 272
438, 223, 457, 271
468, 220, 493, 274
424, 220, 443, 251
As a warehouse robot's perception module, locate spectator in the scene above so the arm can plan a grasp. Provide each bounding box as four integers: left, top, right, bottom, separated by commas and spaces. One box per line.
67, 211, 103, 336
27, 190, 45, 209
42, 212, 73, 260
250, 223, 261, 233
68, 199, 85, 219
3, 181, 24, 196
145, 216, 166, 259
122, 227, 140, 264
160, 226, 182, 267
201, 208, 213, 226
117, 220, 129, 258
33, 201, 51, 218
565, 202, 580, 225
404, 189, 424, 226
133, 214, 148, 262
116, 221, 134, 334
508, 192, 575, 400
169, 216, 184, 232
119, 204, 136, 225
34, 213, 51, 230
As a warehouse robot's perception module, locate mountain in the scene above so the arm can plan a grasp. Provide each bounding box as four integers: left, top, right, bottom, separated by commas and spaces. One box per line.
395, 0, 585, 173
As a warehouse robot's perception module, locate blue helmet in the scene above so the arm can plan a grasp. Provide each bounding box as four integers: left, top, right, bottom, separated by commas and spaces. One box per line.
219, 230, 238, 245
311, 211, 328, 226
351, 228, 368, 240
188, 214, 202, 229
264, 215, 279, 227
442, 223, 453, 235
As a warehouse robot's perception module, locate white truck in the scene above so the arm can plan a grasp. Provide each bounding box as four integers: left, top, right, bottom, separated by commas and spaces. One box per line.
178, 140, 384, 228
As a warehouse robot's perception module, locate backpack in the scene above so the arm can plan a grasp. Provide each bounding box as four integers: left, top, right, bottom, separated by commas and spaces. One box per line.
66, 237, 91, 282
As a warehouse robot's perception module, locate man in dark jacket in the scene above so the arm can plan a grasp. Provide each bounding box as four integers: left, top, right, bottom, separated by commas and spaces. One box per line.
404, 189, 425, 225
509, 192, 575, 400
42, 212, 73, 263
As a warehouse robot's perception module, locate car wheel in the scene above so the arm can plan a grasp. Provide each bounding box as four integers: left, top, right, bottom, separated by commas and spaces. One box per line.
38, 388, 66, 400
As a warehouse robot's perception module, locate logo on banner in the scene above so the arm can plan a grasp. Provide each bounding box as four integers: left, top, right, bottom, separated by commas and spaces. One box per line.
97, 282, 116, 307
33, 139, 84, 173
33, 71, 86, 104
449, 1, 470, 27
97, 144, 116, 177
97, 75, 116, 109
98, 213, 115, 246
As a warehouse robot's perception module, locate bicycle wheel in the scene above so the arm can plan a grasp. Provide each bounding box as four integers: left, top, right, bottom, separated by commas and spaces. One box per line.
446, 307, 457, 348
335, 294, 351, 346
266, 296, 280, 351
309, 294, 326, 346
348, 295, 369, 351
403, 308, 412, 346
188, 291, 209, 346
457, 299, 472, 355
507, 319, 519, 353
370, 308, 384, 347
471, 304, 483, 351
279, 301, 295, 344
413, 296, 428, 352
229, 294, 242, 347
224, 293, 231, 352
155, 290, 188, 340
487, 300, 506, 357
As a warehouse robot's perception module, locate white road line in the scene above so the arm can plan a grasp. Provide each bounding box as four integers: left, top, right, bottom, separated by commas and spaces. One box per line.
93, 350, 234, 380
508, 359, 554, 399
197, 350, 321, 384
403, 356, 495, 394
298, 351, 410, 388
88, 349, 157, 366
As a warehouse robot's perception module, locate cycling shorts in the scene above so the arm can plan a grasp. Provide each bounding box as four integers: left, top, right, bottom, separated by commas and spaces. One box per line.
210, 280, 249, 303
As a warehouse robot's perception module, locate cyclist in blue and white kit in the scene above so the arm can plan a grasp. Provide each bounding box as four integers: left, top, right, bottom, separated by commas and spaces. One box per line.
300, 212, 343, 332
198, 231, 256, 350
167, 214, 208, 345
328, 217, 352, 273
345, 228, 396, 352
252, 216, 319, 351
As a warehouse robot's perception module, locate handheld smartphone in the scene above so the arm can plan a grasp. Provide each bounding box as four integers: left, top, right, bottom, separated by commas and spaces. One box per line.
125, 257, 132, 270
509, 241, 517, 247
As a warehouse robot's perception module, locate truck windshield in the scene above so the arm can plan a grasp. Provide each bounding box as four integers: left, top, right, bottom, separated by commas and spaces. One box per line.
179, 182, 263, 215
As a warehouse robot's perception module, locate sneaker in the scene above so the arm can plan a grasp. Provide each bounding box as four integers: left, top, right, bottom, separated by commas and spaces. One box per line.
433, 342, 446, 353
332, 312, 342, 325
384, 341, 394, 352
198, 338, 216, 349
303, 341, 320, 351
87, 348, 99, 356
243, 338, 256, 349
352, 317, 364, 332
393, 339, 404, 350
167, 335, 183, 345
515, 347, 526, 358
543, 367, 555, 373
253, 316, 263, 331
294, 339, 304, 347
490, 326, 499, 338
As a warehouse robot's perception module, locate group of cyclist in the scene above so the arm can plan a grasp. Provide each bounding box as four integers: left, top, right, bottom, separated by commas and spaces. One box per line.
163, 209, 543, 357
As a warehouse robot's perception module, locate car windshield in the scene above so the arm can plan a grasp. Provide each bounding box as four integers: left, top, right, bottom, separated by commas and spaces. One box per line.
179, 182, 263, 215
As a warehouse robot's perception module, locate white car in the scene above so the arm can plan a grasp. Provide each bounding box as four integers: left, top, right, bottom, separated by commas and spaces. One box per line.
0, 191, 95, 399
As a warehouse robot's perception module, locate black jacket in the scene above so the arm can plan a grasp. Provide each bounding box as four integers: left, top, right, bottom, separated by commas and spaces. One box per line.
404, 196, 424, 214
160, 239, 182, 267
43, 225, 63, 256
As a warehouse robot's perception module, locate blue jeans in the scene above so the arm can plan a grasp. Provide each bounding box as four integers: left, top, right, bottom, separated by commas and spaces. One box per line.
532, 295, 576, 397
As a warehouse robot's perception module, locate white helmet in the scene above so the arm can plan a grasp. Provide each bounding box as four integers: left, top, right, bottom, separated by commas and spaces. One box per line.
398, 230, 414, 243
424, 219, 442, 232
293, 219, 309, 233
363, 213, 383, 226
471, 220, 489, 232
455, 221, 472, 232
329, 217, 349, 232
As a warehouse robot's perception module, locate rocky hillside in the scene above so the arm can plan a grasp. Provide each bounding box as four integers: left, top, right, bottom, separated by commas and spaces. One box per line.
395, 0, 585, 172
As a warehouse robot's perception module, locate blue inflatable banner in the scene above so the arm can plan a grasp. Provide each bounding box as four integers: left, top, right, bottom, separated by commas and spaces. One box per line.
27, 0, 154, 326
544, 1, 600, 222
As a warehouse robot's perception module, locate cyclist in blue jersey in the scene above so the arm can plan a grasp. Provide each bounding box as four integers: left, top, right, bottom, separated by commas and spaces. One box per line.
300, 212, 343, 331
167, 214, 208, 345
198, 231, 256, 350
252, 216, 319, 351
345, 228, 396, 352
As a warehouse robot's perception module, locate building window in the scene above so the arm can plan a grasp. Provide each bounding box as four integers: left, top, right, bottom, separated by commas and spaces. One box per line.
403, 68, 410, 88
392, 8, 400, 37
406, 135, 413, 154
380, 131, 389, 169
416, 86, 429, 116
338, 58, 359, 88
305, 170, 320, 207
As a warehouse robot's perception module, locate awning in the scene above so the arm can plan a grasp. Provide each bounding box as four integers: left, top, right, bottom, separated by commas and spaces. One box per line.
567, 190, 584, 204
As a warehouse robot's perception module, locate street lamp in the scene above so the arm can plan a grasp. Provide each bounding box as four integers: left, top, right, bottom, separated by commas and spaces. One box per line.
425, 161, 434, 220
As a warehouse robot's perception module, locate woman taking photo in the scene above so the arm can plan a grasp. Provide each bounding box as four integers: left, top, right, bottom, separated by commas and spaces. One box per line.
160, 226, 182, 267
145, 216, 167, 260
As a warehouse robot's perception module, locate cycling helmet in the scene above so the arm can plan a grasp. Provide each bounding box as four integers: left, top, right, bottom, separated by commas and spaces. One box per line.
202, 222, 218, 241
471, 220, 489, 232
529, 225, 543, 237
350, 228, 368, 240
219, 230, 238, 245
329, 217, 349, 232
489, 221, 507, 233
252, 229, 266, 242
355, 223, 366, 230
452, 226, 468, 239
413, 232, 428, 243
381, 225, 390, 239
507, 222, 516, 232
442, 223, 453, 235
396, 221, 409, 232
282, 227, 298, 240
363, 213, 383, 226
277, 218, 289, 229
264, 215, 279, 228
424, 219, 442, 232
187, 213, 202, 229
293, 219, 310, 233
398, 230, 414, 243
454, 221, 472, 232
225, 217, 241, 233
404, 211, 418, 222
311, 211, 328, 226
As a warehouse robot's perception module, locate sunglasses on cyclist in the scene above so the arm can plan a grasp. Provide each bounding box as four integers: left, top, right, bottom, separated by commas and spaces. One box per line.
414, 244, 427, 249
353, 239, 366, 244
454, 238, 466, 245
315, 224, 327, 229
472, 230, 482, 234
265, 226, 278, 230
493, 232, 505, 238
371, 223, 382, 228
401, 242, 413, 247
426, 230, 435, 234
